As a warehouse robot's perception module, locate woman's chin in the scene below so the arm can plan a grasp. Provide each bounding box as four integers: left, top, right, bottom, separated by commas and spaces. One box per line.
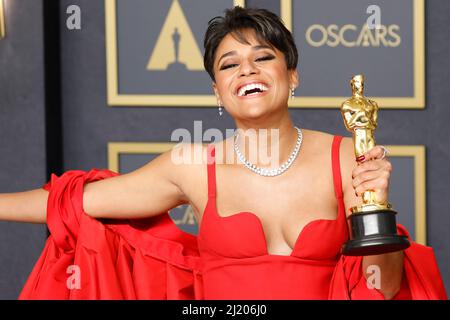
239, 106, 273, 120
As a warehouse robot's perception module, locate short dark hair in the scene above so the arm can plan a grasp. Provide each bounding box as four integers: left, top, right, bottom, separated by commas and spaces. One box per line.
203, 6, 298, 82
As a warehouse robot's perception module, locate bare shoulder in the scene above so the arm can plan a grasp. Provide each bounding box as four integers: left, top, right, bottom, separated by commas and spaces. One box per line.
168, 142, 211, 165
303, 129, 353, 160
302, 131, 360, 215
301, 128, 335, 155
128, 142, 208, 194
299, 128, 354, 159
299, 129, 337, 182
301, 129, 355, 183
164, 141, 210, 193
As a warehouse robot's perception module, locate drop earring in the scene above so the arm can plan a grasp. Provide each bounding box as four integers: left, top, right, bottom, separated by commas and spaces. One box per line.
217, 99, 223, 116
290, 87, 295, 99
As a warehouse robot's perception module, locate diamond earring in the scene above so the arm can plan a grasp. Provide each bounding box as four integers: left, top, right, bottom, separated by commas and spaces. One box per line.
217, 100, 223, 116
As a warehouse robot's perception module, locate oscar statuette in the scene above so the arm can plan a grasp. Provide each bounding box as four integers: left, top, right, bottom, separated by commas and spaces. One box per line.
340, 74, 410, 256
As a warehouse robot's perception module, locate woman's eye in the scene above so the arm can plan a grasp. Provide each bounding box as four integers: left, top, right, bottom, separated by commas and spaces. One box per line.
255, 55, 275, 62
220, 63, 238, 70
219, 55, 274, 70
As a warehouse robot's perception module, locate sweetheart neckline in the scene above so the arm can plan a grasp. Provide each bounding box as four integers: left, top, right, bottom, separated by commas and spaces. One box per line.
200, 198, 342, 257
200, 138, 345, 257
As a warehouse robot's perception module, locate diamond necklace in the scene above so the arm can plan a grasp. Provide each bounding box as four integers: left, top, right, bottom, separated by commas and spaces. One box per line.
233, 126, 303, 177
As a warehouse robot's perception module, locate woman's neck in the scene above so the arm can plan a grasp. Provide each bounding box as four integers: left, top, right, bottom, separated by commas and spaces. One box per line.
233, 111, 299, 168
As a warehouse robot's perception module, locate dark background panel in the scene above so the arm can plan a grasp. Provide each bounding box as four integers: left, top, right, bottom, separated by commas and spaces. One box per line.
117, 0, 233, 95
293, 0, 414, 97
389, 157, 416, 240
0, 0, 47, 299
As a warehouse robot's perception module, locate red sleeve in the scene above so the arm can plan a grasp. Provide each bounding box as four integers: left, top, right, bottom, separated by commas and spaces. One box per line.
19, 169, 203, 300
329, 225, 448, 300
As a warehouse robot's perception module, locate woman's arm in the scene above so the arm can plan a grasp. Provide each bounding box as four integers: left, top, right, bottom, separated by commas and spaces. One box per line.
340, 137, 404, 300
83, 147, 188, 219
0, 189, 49, 223
0, 144, 196, 223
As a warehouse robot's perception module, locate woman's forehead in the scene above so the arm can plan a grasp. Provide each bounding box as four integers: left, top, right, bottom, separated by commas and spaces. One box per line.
216, 30, 274, 55
224, 29, 265, 46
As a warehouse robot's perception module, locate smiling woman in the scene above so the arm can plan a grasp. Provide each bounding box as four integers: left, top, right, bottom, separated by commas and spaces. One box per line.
0, 6, 446, 300
212, 30, 297, 121
204, 8, 298, 123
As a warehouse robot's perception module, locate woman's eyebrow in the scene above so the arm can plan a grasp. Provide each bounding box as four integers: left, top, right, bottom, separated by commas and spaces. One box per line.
217, 51, 237, 66
217, 45, 275, 67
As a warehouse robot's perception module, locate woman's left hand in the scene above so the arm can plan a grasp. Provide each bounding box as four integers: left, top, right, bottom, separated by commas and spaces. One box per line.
351, 145, 392, 204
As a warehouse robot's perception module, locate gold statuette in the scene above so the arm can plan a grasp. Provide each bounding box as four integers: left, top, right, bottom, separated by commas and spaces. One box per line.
340, 74, 410, 256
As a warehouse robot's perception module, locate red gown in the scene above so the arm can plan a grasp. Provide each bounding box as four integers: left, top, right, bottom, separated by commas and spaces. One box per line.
19, 136, 447, 300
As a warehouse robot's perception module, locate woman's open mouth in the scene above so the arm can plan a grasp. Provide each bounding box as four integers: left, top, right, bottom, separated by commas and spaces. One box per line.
236, 82, 269, 98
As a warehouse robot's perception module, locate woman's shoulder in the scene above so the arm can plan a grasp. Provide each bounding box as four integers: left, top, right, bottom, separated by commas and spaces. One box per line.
302, 128, 349, 140
168, 142, 212, 164
164, 142, 209, 188
303, 130, 357, 185
301, 128, 356, 191
300, 129, 355, 177
301, 128, 351, 152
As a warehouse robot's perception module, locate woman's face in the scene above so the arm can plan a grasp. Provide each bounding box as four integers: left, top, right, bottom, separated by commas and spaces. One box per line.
212, 29, 298, 122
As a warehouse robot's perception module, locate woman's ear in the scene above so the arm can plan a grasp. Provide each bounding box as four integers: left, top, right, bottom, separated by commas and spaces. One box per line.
212, 82, 222, 105
289, 69, 300, 89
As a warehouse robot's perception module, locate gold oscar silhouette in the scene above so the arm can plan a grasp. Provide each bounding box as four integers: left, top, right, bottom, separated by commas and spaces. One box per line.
166, 27, 188, 72
147, 0, 203, 71
340, 74, 410, 256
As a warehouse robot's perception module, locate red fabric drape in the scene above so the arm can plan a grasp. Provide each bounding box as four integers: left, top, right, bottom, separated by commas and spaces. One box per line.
19, 169, 447, 300
19, 169, 203, 299
329, 225, 447, 300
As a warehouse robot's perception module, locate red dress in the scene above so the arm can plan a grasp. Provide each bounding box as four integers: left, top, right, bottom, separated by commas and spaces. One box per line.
19, 136, 447, 300
198, 136, 349, 299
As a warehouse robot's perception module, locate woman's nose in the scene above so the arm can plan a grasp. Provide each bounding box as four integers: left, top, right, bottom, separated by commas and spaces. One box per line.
239, 59, 259, 77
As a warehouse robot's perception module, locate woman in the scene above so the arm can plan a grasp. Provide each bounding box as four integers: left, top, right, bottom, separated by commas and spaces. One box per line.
0, 7, 446, 300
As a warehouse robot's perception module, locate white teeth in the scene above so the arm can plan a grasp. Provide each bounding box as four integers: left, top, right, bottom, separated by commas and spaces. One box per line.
237, 83, 268, 97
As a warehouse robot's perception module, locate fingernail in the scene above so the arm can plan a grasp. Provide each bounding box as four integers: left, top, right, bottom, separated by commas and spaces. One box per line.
356, 155, 365, 162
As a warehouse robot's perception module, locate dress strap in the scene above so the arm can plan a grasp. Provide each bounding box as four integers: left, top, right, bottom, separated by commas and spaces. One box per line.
331, 136, 344, 200
206, 144, 216, 199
